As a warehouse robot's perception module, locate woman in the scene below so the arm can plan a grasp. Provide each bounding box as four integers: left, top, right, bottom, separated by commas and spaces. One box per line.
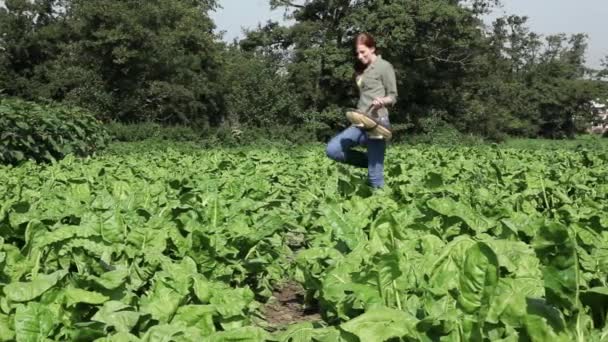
326, 32, 398, 189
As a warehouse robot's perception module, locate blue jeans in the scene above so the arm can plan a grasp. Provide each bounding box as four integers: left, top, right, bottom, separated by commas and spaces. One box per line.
326, 126, 386, 188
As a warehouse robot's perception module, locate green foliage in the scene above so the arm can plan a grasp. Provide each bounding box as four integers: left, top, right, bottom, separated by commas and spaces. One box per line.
0, 98, 109, 165
1, 0, 607, 140
0, 0, 223, 124
105, 121, 201, 142
105, 121, 325, 147
503, 135, 608, 150
247, 0, 607, 139
2, 141, 608, 339
221, 46, 302, 127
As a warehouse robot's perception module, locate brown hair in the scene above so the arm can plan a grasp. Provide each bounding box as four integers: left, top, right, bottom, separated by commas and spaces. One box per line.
354, 32, 377, 74
354, 32, 377, 51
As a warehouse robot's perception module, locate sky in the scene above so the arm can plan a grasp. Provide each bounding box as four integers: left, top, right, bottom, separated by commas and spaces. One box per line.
211, 0, 607, 69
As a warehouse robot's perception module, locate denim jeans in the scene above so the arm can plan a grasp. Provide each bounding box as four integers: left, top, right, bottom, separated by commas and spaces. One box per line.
326, 126, 386, 188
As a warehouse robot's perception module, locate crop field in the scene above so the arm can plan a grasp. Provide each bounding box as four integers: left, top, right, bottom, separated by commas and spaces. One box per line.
1, 141, 608, 341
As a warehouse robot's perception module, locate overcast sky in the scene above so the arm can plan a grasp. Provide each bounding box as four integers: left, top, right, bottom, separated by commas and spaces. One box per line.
211, 0, 607, 69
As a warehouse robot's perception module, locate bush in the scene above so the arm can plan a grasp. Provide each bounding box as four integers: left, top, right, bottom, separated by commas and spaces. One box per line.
0, 98, 109, 165
105, 121, 201, 142
105, 121, 326, 147
405, 110, 486, 146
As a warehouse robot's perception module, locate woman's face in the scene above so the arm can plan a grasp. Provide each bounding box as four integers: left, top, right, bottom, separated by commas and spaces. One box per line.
356, 44, 376, 65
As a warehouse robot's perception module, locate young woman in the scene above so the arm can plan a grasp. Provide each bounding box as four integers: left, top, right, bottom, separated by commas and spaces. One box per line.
326, 32, 398, 188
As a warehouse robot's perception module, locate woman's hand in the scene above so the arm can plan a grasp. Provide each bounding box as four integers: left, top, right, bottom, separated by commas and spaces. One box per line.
372, 97, 385, 109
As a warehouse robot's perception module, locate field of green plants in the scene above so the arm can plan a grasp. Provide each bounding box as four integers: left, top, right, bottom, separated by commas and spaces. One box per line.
1, 140, 608, 341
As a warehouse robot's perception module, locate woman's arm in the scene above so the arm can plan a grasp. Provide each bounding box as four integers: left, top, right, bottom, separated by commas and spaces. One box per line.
372, 63, 398, 109
381, 63, 398, 106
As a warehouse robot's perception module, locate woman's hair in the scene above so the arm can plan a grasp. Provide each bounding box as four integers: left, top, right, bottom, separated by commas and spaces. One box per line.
354, 32, 376, 51
354, 32, 377, 74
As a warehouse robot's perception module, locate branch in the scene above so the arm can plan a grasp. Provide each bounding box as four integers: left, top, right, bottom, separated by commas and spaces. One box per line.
272, 0, 305, 9
415, 51, 473, 66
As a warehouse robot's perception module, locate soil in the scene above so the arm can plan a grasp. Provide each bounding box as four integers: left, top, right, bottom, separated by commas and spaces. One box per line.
263, 280, 322, 327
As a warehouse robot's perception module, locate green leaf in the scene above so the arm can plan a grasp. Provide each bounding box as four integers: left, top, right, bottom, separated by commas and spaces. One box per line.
486, 278, 544, 326
585, 287, 608, 296
350, 252, 402, 308
276, 322, 315, 342
171, 305, 216, 335
457, 242, 499, 315
3, 270, 68, 302
139, 282, 184, 323
427, 197, 495, 233
37, 224, 100, 248
427, 237, 476, 296
316, 201, 370, 250
209, 287, 255, 318
0, 313, 15, 341
193, 276, 212, 303
206, 326, 269, 342
89, 268, 129, 290
14, 303, 56, 342
522, 311, 570, 342
140, 324, 203, 342
65, 287, 109, 307
94, 332, 141, 342
92, 301, 141, 333
485, 239, 542, 278
340, 307, 419, 341
532, 221, 578, 310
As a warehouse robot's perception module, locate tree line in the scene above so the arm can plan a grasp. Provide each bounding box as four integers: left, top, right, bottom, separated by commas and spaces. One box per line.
1, 0, 607, 140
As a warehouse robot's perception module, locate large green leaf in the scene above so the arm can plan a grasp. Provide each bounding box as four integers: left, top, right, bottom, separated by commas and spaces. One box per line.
3, 270, 67, 302
340, 307, 419, 341
486, 278, 544, 326
94, 332, 141, 342
532, 221, 578, 310
316, 201, 370, 250
206, 326, 269, 342
139, 282, 184, 323
65, 287, 110, 307
92, 301, 141, 333
14, 303, 56, 342
171, 305, 216, 335
427, 197, 496, 233
89, 268, 129, 290
457, 242, 499, 315
0, 313, 15, 341
427, 237, 476, 296
140, 324, 203, 342
276, 322, 316, 342
522, 311, 570, 342
350, 252, 403, 308
209, 287, 255, 318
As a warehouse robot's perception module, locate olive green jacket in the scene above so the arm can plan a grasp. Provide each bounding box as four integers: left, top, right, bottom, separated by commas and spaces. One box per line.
355, 55, 398, 118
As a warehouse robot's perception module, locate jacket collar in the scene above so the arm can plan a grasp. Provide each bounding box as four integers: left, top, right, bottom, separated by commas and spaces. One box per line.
367, 55, 382, 71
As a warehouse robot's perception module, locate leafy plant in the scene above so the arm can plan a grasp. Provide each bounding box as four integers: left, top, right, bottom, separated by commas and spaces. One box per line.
1, 141, 608, 340
0, 98, 109, 165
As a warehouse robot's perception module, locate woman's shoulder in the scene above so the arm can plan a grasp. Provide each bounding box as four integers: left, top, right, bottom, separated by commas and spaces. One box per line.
376, 56, 394, 70
373, 59, 394, 78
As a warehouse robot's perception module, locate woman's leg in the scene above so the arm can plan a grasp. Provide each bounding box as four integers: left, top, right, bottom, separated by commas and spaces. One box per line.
366, 139, 386, 188
366, 116, 390, 188
326, 126, 368, 168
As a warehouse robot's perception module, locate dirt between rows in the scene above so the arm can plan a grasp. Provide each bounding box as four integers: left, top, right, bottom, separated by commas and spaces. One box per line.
263, 280, 322, 326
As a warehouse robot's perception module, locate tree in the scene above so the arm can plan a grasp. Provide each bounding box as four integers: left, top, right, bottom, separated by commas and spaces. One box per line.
255, 0, 502, 132
0, 0, 223, 124
52, 0, 222, 124
220, 44, 301, 127
0, 0, 67, 98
